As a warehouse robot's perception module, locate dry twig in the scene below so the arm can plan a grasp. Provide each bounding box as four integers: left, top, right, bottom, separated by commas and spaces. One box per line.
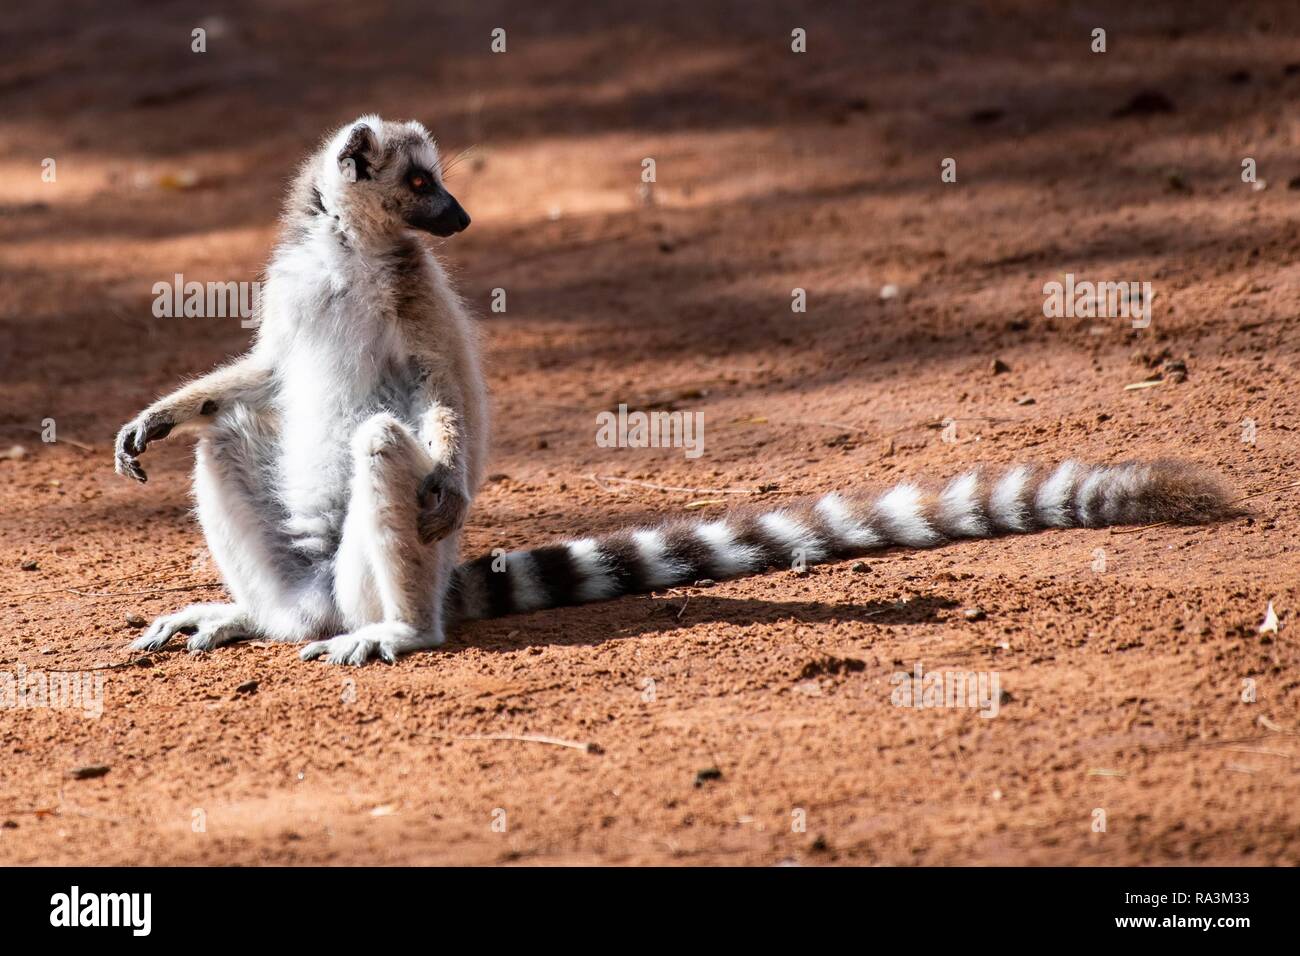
585, 474, 786, 496
4, 559, 198, 598
458, 732, 602, 754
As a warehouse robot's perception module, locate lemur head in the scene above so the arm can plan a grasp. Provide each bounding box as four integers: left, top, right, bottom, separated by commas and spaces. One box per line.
313, 115, 470, 240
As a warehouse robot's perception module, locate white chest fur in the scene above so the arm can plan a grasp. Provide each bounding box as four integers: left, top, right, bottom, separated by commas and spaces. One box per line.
266, 236, 418, 554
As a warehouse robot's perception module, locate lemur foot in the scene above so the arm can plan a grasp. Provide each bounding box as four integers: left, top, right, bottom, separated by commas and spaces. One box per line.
131, 602, 252, 653
300, 621, 443, 666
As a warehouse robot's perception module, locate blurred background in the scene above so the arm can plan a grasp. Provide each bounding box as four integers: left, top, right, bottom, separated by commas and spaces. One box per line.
4, 0, 1299, 442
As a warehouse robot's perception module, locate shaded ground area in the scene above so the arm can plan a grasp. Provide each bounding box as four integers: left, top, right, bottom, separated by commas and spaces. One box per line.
1, 0, 1298, 864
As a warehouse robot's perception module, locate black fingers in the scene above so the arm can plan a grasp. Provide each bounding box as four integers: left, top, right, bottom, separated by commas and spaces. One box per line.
114, 414, 174, 483
114, 426, 146, 482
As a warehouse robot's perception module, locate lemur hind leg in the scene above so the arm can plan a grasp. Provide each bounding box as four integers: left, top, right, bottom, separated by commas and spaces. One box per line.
133, 408, 334, 652
302, 412, 460, 665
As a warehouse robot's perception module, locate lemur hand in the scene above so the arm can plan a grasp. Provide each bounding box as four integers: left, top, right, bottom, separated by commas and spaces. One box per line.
114, 412, 174, 483
416, 467, 468, 543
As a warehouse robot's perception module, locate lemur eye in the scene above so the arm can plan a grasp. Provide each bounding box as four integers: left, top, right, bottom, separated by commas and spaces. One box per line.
408, 173, 430, 192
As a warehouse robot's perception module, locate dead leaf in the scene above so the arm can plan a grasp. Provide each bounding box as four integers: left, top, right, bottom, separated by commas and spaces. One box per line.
1260, 601, 1279, 635
684, 499, 725, 510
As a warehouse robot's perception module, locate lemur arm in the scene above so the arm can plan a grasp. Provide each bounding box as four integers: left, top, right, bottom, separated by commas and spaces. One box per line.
114, 353, 271, 482
414, 396, 470, 544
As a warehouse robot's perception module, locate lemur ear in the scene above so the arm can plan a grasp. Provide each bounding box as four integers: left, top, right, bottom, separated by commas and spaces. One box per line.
337, 123, 379, 182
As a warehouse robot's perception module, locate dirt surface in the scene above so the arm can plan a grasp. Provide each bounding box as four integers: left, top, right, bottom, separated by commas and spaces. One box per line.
2, 1, 1298, 865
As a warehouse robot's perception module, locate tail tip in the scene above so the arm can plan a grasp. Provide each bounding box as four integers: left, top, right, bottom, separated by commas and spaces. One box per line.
1144, 460, 1239, 524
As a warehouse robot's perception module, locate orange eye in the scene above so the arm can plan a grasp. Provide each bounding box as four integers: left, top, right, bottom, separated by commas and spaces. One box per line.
409, 175, 427, 190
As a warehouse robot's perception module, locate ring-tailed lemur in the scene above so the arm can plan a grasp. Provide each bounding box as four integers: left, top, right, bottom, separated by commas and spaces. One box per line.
116, 116, 485, 664
114, 116, 1236, 665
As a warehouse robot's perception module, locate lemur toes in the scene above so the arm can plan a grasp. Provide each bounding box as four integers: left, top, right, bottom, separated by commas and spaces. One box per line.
129, 603, 249, 653
300, 634, 385, 666
130, 615, 192, 651
130, 627, 178, 652
114, 447, 148, 483
185, 625, 248, 653
300, 622, 427, 665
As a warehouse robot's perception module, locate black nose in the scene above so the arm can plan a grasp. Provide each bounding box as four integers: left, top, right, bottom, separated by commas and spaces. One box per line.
419, 195, 469, 236
442, 194, 469, 233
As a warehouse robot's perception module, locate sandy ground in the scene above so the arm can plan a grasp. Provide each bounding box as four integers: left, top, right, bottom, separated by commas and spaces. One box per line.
1, 0, 1298, 865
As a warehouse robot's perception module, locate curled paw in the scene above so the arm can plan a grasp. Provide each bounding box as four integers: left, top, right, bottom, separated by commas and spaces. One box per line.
416, 468, 468, 543
114, 413, 174, 483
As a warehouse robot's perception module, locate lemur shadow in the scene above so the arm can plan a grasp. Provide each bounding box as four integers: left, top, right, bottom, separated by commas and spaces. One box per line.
446, 592, 960, 654
122, 592, 956, 661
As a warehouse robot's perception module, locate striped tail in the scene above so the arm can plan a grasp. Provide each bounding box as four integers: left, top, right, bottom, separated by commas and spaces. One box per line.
447, 460, 1235, 622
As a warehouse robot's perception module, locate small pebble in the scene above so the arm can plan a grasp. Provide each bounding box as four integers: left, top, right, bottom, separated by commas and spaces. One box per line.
70, 765, 110, 780
989, 358, 1010, 375
879, 284, 900, 300
234, 680, 259, 696
694, 767, 723, 787
125, 613, 146, 628
20, 559, 38, 571
963, 607, 987, 622
850, 561, 871, 573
